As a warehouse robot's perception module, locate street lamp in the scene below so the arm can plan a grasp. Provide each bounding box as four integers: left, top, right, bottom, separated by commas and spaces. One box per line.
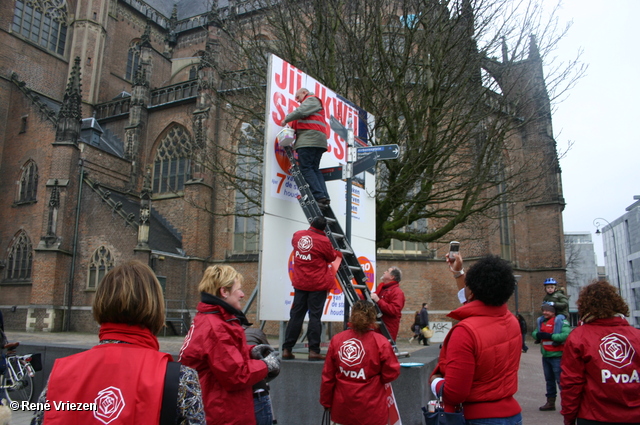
593, 217, 622, 293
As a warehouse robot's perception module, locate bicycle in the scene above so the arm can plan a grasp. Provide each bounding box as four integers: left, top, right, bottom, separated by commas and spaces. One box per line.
1, 342, 41, 404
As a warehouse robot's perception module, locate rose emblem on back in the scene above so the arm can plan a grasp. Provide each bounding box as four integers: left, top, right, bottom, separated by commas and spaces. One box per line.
338, 338, 365, 367
94, 386, 126, 424
298, 235, 313, 252
599, 333, 635, 368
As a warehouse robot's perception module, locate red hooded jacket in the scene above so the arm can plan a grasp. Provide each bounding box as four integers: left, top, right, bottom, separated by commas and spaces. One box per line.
291, 227, 338, 292
560, 316, 640, 425
179, 302, 268, 425
320, 328, 400, 425
432, 301, 522, 420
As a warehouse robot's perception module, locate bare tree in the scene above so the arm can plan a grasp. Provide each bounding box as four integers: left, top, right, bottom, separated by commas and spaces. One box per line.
194, 0, 584, 248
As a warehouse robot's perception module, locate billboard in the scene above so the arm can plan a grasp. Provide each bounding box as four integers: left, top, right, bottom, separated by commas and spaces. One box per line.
259, 54, 377, 322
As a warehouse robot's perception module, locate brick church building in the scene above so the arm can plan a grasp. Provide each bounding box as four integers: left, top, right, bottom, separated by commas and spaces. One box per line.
0, 0, 566, 335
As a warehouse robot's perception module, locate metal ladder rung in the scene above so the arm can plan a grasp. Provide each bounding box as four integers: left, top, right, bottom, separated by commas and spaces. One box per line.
352, 284, 368, 290
339, 248, 353, 255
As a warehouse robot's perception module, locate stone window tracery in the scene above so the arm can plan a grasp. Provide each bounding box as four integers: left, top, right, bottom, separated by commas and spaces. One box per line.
153, 126, 192, 194
5, 231, 33, 281
87, 246, 114, 290
126, 40, 141, 81
12, 0, 67, 55
18, 160, 38, 203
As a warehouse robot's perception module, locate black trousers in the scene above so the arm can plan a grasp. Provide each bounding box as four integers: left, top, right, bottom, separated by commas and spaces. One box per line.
283, 289, 327, 353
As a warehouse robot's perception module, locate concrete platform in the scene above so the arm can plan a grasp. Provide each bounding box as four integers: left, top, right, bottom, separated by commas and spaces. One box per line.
4, 333, 563, 425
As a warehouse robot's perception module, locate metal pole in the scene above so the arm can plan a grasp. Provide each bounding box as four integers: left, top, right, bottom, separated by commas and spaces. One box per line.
64, 159, 84, 332
345, 119, 354, 243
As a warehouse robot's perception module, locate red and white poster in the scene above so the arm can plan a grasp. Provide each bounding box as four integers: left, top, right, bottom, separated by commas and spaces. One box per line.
258, 54, 377, 322
385, 383, 402, 425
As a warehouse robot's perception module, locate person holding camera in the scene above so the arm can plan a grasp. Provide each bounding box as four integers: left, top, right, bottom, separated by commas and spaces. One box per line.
432, 253, 522, 425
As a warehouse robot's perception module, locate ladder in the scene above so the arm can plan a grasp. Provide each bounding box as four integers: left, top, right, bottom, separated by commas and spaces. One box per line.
284, 146, 401, 353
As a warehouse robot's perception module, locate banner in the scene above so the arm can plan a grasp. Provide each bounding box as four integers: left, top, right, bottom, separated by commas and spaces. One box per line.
259, 54, 377, 321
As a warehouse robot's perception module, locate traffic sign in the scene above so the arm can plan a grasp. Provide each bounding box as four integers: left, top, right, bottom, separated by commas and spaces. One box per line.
356, 144, 400, 160
320, 166, 343, 182
352, 153, 377, 176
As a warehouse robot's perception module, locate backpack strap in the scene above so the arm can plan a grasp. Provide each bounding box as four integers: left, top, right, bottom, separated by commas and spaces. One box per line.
159, 361, 181, 425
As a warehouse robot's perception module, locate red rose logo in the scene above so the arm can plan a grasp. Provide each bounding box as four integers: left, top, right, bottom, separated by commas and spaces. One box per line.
298, 235, 313, 252
94, 386, 126, 424
599, 333, 635, 368
338, 338, 366, 367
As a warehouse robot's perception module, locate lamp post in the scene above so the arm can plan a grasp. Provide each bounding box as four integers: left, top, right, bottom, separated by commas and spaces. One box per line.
593, 217, 622, 293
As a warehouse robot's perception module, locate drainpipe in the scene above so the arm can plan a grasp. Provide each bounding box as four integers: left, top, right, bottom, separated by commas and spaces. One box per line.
64, 159, 84, 331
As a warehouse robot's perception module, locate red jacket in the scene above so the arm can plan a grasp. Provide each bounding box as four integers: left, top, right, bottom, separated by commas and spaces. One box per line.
560, 317, 640, 425
44, 324, 170, 425
540, 316, 564, 352
320, 328, 400, 425
179, 302, 268, 425
432, 301, 521, 420
291, 227, 338, 292
375, 281, 405, 341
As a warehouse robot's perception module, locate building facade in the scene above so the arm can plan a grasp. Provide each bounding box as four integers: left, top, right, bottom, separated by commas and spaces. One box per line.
598, 196, 640, 328
0, 0, 566, 335
564, 231, 598, 324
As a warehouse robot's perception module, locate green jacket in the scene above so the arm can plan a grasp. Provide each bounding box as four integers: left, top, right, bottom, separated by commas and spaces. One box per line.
284, 96, 328, 150
542, 290, 569, 317
532, 317, 571, 357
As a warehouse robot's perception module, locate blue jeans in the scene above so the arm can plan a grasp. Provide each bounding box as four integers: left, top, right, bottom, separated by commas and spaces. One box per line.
296, 147, 329, 201
542, 356, 562, 398
253, 392, 273, 425
466, 413, 522, 425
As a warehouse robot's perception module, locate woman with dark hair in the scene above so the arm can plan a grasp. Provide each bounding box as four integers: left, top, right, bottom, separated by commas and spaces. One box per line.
560, 281, 640, 425
432, 253, 522, 425
320, 300, 400, 425
179, 265, 280, 425
31, 260, 205, 424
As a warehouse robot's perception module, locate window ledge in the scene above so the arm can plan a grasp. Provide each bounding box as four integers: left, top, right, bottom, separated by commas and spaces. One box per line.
0, 279, 32, 286
13, 199, 37, 207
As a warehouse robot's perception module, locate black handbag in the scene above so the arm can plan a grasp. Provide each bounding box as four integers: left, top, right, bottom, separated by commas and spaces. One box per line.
422, 385, 465, 425
321, 408, 331, 425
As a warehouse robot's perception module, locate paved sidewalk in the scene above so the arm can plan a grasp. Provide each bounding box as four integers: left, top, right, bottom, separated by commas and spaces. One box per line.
5, 333, 564, 424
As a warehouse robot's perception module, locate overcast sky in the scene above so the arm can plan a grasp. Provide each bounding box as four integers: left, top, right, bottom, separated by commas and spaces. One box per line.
545, 0, 640, 266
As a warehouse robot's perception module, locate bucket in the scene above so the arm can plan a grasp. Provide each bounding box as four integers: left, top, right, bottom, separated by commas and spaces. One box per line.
276, 127, 296, 147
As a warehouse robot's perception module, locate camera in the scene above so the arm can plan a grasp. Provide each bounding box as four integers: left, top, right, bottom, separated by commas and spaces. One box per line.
449, 241, 460, 259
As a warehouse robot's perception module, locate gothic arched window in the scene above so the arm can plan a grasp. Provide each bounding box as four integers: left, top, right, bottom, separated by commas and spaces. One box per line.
126, 41, 141, 81
5, 231, 33, 281
18, 160, 38, 203
153, 126, 192, 194
87, 246, 114, 289
12, 0, 67, 55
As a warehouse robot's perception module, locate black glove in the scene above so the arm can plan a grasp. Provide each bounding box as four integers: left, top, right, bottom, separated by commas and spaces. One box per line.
251, 344, 275, 360
261, 351, 281, 382
537, 332, 553, 340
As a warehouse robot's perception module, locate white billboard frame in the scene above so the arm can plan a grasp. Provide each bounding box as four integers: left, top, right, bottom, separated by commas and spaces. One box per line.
258, 54, 377, 322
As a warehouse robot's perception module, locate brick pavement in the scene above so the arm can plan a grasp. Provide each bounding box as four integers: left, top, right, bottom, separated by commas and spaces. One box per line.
5, 333, 565, 425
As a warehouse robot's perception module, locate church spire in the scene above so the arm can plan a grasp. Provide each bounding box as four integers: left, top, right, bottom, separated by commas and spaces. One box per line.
55, 57, 83, 144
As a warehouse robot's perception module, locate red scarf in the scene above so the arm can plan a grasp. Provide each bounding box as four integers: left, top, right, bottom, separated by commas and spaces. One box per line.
98, 322, 160, 351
